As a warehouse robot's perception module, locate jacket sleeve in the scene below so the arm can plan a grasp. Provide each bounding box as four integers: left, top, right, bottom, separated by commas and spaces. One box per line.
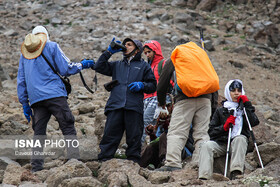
142, 62, 157, 94
17, 55, 29, 105
208, 108, 227, 139
94, 51, 114, 76
243, 101, 260, 127
157, 58, 174, 106
52, 43, 82, 76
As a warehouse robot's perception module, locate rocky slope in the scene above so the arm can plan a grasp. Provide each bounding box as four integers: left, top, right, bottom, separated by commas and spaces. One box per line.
0, 0, 279, 186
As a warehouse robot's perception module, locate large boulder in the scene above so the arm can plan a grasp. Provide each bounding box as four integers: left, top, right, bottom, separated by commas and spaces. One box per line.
0, 157, 20, 170
255, 142, 280, 166
59, 177, 103, 187
45, 159, 92, 187
98, 159, 152, 186
2, 163, 26, 186
196, 0, 217, 12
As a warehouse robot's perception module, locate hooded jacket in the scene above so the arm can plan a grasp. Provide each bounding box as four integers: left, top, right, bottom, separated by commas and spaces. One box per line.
94, 40, 157, 115
143, 40, 164, 100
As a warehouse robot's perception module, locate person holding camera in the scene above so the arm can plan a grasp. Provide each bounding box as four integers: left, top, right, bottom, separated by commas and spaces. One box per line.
94, 37, 157, 163
17, 25, 94, 172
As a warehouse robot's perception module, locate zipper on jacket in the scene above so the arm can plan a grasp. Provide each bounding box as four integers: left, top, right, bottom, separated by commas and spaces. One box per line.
124, 60, 131, 107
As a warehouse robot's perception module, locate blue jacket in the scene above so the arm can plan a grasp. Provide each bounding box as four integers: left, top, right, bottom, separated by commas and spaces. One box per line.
95, 51, 157, 115
17, 41, 82, 106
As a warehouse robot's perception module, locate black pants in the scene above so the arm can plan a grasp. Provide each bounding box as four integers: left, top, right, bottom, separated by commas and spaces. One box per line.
98, 108, 143, 163
31, 97, 79, 172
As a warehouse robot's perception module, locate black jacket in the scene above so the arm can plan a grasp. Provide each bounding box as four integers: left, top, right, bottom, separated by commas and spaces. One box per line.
209, 101, 259, 145
95, 51, 157, 115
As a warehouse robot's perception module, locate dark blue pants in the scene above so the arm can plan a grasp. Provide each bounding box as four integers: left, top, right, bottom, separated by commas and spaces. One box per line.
98, 109, 143, 163
31, 97, 79, 172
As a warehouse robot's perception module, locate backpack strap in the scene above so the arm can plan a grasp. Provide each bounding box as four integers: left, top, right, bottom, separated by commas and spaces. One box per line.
157, 59, 165, 76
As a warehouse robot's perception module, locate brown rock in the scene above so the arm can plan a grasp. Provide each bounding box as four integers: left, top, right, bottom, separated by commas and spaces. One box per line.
60, 177, 103, 187
196, 0, 217, 11
3, 163, 26, 185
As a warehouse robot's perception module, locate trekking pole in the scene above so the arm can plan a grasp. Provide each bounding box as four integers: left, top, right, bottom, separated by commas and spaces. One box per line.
224, 124, 232, 177
241, 102, 264, 169
199, 28, 205, 50
224, 109, 236, 177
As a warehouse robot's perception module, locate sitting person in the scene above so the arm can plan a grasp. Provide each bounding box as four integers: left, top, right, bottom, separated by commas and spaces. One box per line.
140, 95, 194, 169
198, 79, 260, 180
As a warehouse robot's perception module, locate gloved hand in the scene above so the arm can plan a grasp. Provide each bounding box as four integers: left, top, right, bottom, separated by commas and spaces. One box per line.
237, 95, 249, 103
145, 125, 157, 141
157, 117, 170, 131
81, 59, 95, 69
223, 115, 236, 131
107, 38, 123, 54
154, 106, 169, 119
23, 104, 32, 123
128, 82, 144, 92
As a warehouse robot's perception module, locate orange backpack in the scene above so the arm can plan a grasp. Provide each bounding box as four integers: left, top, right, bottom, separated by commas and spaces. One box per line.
171, 42, 219, 97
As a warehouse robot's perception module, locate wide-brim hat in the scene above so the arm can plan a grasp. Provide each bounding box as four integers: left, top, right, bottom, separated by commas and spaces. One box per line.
21, 33, 47, 59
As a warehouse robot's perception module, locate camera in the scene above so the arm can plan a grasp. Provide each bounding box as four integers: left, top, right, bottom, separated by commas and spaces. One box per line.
104, 80, 119, 92
110, 41, 126, 51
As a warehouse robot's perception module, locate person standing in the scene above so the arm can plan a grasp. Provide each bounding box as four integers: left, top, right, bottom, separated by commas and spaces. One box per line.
199, 79, 259, 180
156, 42, 215, 171
17, 25, 94, 172
94, 38, 157, 163
141, 40, 170, 144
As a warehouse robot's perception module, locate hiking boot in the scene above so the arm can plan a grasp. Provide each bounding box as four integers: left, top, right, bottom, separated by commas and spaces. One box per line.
155, 166, 180, 172
230, 170, 242, 180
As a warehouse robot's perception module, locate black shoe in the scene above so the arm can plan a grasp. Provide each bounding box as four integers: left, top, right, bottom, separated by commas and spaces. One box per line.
31, 168, 43, 173
230, 170, 242, 180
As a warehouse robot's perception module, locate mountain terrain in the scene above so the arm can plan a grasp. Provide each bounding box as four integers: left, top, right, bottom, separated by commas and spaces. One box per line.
0, 0, 279, 186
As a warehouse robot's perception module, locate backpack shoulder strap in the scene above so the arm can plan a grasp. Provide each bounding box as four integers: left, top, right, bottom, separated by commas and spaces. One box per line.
157, 59, 165, 76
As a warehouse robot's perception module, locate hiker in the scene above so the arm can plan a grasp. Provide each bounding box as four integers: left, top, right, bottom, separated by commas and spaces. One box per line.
140, 94, 172, 169
140, 95, 194, 169
141, 40, 171, 144
156, 41, 220, 171
198, 79, 260, 180
17, 25, 94, 172
94, 37, 157, 163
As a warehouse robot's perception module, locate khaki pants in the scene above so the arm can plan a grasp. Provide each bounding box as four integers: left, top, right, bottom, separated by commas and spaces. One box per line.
165, 98, 211, 168
199, 135, 248, 179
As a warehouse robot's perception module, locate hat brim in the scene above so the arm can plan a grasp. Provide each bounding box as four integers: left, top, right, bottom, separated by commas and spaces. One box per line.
21, 33, 47, 59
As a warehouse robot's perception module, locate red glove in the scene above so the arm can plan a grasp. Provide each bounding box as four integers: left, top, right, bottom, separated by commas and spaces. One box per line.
223, 115, 236, 131
237, 95, 249, 103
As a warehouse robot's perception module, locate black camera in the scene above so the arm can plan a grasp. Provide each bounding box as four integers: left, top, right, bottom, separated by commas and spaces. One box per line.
104, 80, 119, 92
110, 41, 126, 51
